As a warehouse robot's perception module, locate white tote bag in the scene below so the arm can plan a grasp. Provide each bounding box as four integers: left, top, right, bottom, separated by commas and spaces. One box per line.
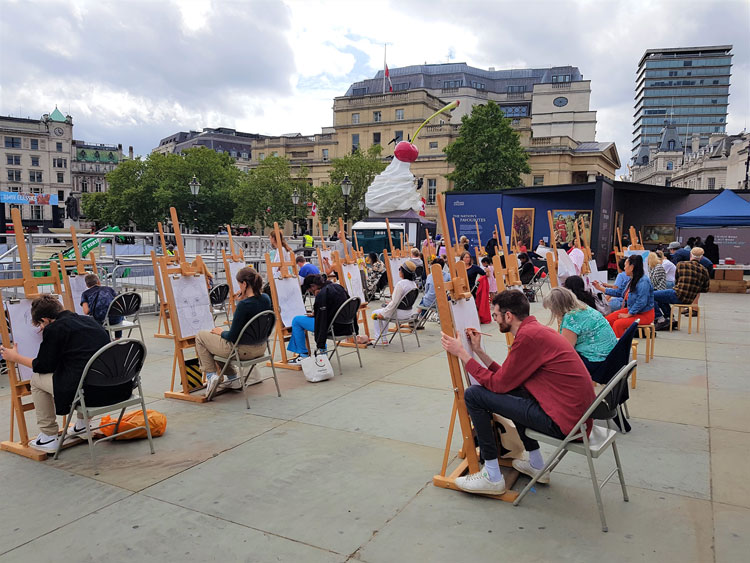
300, 354, 335, 382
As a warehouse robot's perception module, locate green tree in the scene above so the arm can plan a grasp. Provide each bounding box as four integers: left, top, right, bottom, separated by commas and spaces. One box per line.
314, 145, 386, 223
80, 192, 109, 227
444, 100, 530, 191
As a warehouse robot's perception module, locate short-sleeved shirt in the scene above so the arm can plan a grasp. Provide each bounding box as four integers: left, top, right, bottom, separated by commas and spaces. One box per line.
560, 307, 617, 362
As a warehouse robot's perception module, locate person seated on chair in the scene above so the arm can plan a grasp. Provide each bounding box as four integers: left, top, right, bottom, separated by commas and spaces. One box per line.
543, 287, 616, 377
440, 290, 595, 495
198, 267, 272, 397
592, 258, 629, 311
563, 275, 598, 310
604, 255, 655, 338
0, 295, 118, 453
296, 255, 320, 283
460, 251, 485, 294
372, 260, 418, 346
692, 246, 715, 279
667, 241, 691, 265
418, 258, 450, 321
365, 252, 386, 298
518, 252, 535, 285
80, 273, 123, 338
653, 247, 710, 331
647, 252, 667, 291
288, 274, 357, 362
410, 248, 424, 270
657, 250, 676, 288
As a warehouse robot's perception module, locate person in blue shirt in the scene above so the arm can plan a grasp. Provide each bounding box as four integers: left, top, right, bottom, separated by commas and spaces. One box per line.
417, 258, 450, 321
296, 255, 320, 280
604, 254, 655, 337
668, 241, 691, 265
592, 258, 629, 311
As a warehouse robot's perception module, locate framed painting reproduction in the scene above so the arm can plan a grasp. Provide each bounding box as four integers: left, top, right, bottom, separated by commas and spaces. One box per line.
552, 209, 592, 246
641, 224, 675, 245
511, 208, 535, 250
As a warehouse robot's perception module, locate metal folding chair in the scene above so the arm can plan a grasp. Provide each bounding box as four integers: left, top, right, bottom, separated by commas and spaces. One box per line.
513, 360, 636, 532
53, 339, 153, 474
525, 265, 548, 301
385, 287, 421, 352
325, 297, 363, 375
103, 292, 144, 342
209, 310, 281, 407
209, 283, 231, 324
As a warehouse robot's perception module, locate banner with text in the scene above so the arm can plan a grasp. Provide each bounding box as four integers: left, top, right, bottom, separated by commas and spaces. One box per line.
445, 192, 503, 256
0, 192, 59, 206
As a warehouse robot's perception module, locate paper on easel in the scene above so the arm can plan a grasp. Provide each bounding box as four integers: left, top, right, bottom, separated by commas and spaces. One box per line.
6, 298, 62, 382
556, 249, 577, 281
342, 263, 365, 302
69, 275, 88, 315
228, 260, 245, 285
275, 276, 307, 327
535, 245, 553, 257
388, 257, 407, 285
169, 274, 215, 339
450, 298, 486, 385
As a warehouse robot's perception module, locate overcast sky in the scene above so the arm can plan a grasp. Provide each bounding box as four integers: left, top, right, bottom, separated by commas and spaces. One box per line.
1, 0, 748, 174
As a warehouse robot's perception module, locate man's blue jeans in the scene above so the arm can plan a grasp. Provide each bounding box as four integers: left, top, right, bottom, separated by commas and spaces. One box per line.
653, 289, 680, 319
287, 315, 315, 356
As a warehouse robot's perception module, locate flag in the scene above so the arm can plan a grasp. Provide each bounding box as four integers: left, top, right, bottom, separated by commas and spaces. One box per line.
385, 64, 393, 93
311, 202, 317, 217
419, 197, 426, 217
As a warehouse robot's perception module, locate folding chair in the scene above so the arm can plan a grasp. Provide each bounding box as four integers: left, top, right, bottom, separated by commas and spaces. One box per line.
208, 310, 281, 407
53, 339, 154, 474
513, 360, 637, 532
103, 292, 144, 342
525, 265, 548, 301
385, 287, 421, 352
415, 301, 438, 329
325, 296, 363, 375
415, 265, 425, 291
209, 283, 231, 324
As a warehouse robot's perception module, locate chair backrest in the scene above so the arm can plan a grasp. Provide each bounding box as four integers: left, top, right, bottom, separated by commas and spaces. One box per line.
415, 265, 425, 280
592, 320, 639, 385
78, 339, 147, 390
329, 296, 361, 336
234, 310, 276, 348
107, 292, 141, 318
398, 287, 419, 310
529, 266, 546, 286
210, 283, 230, 306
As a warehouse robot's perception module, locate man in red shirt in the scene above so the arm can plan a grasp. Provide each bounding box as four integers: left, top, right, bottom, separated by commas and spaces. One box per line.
441, 290, 595, 495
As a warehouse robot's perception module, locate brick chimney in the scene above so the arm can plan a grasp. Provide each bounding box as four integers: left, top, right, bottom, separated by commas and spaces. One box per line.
128, 146, 134, 159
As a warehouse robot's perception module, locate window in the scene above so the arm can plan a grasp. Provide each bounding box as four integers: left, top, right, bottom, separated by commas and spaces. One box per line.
666, 161, 673, 170
352, 87, 367, 96
57, 172, 64, 183
53, 158, 67, 168
471, 81, 486, 90
351, 113, 360, 124
58, 190, 64, 201
31, 206, 43, 221
272, 151, 278, 157
7, 170, 21, 181
501, 105, 528, 117
95, 182, 103, 192
241, 152, 249, 159
683, 60, 692, 66
707, 177, 715, 189
230, 150, 237, 158
6, 155, 20, 165
373, 111, 382, 122
551, 75, 571, 83
29, 171, 43, 182
511, 119, 520, 126
394, 130, 403, 143
30, 139, 39, 150
95, 164, 100, 172
31, 156, 39, 166
507, 85, 525, 93
351, 134, 360, 151
429, 141, 438, 150
392, 82, 409, 92
4, 136, 21, 148
322, 148, 329, 160
259, 153, 265, 160
427, 179, 437, 205
443, 80, 463, 88
372, 132, 381, 145
81, 179, 88, 192
56, 142, 63, 152
533, 175, 544, 186
395, 109, 404, 121
668, 140, 676, 151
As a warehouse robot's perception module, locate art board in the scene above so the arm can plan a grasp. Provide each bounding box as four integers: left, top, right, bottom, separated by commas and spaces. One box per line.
641, 224, 676, 245
552, 209, 592, 246
341, 263, 365, 303
6, 297, 61, 382
227, 260, 245, 286
388, 257, 408, 285
511, 208, 535, 250
167, 274, 214, 339
450, 297, 486, 386
275, 276, 307, 327
69, 275, 89, 315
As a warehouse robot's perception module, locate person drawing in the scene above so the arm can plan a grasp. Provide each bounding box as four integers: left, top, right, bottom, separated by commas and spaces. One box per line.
372, 260, 418, 346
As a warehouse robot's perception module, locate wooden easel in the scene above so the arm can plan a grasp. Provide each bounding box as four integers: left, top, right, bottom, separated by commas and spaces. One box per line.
0, 208, 65, 460
161, 207, 214, 403
265, 222, 303, 371
496, 209, 521, 287
424, 229, 435, 261
151, 221, 181, 339
545, 210, 560, 288
432, 194, 519, 501
382, 218, 411, 295
57, 225, 98, 313
451, 217, 463, 255
474, 221, 486, 265
221, 224, 246, 314
629, 226, 644, 250
574, 218, 591, 275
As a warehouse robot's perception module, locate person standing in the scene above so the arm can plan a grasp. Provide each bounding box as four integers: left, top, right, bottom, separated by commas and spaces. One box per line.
702, 235, 720, 265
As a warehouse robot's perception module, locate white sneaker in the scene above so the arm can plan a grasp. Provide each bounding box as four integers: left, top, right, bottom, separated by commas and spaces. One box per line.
220, 376, 243, 390
454, 469, 506, 495
205, 373, 220, 398
68, 421, 91, 438
287, 355, 306, 365
512, 459, 550, 484
30, 432, 59, 453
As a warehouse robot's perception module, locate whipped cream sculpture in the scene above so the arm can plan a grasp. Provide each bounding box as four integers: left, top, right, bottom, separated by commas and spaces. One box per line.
366, 100, 459, 214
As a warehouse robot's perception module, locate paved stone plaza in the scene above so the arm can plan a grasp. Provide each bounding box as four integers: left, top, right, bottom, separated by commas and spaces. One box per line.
0, 292, 748, 562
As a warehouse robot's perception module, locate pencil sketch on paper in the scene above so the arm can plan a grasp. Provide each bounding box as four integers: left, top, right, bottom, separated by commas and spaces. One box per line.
69, 275, 89, 315
6, 298, 61, 382
228, 260, 245, 286
275, 276, 307, 327
342, 264, 365, 302
450, 297, 486, 386
169, 274, 214, 338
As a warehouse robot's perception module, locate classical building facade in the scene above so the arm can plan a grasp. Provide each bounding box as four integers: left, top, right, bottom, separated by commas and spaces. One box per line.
670, 132, 749, 190
0, 108, 73, 230
153, 127, 267, 171
71, 141, 131, 194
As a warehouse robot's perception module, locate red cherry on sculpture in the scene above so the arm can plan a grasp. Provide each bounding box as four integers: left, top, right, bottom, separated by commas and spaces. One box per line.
394, 141, 419, 163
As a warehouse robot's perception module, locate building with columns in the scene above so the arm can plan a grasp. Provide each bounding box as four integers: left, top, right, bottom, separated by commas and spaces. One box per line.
71, 141, 131, 194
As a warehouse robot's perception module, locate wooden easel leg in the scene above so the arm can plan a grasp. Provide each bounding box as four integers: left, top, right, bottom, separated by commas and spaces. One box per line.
440, 400, 459, 476
266, 326, 302, 371
164, 345, 208, 403
1, 382, 47, 461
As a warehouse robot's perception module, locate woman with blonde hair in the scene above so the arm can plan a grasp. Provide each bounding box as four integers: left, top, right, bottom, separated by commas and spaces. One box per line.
269, 229, 293, 278
543, 286, 616, 376
656, 250, 676, 288
647, 252, 667, 291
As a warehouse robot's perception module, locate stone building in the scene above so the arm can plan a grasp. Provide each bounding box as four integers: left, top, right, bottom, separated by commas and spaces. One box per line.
153, 127, 267, 171
630, 121, 685, 186
670, 132, 749, 190
71, 141, 131, 194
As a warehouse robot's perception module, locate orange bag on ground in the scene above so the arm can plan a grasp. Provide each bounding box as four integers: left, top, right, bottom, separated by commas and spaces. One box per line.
99, 409, 167, 439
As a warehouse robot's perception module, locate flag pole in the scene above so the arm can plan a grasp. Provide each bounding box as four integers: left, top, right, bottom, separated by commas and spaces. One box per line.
383, 44, 387, 94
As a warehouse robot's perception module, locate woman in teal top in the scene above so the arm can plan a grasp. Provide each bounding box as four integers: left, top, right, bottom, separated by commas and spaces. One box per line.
543, 286, 617, 376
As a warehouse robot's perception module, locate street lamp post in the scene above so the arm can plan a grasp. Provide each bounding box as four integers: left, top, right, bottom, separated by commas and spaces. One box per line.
291, 187, 300, 238
189, 174, 201, 233
341, 174, 352, 227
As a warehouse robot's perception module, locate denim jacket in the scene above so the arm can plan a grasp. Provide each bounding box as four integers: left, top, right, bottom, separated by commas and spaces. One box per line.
605, 272, 630, 297
624, 275, 654, 314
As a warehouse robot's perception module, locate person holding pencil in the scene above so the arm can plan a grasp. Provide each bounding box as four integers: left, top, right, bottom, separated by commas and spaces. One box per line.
440, 290, 595, 496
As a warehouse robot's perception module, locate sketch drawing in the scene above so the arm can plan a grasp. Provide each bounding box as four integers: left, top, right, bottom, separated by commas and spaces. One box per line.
69, 275, 89, 315
169, 274, 214, 338
342, 264, 365, 302
228, 260, 245, 285
6, 298, 61, 382
275, 276, 307, 327
450, 297, 485, 385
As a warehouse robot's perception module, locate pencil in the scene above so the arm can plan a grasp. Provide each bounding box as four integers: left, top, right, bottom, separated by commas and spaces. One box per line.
466, 329, 492, 337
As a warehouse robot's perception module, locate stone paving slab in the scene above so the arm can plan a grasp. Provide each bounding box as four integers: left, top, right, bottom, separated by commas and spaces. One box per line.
711, 427, 750, 508
626, 380, 708, 426
713, 502, 750, 563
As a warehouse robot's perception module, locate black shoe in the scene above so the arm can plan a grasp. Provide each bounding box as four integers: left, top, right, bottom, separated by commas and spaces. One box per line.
654, 319, 670, 331
672, 321, 680, 329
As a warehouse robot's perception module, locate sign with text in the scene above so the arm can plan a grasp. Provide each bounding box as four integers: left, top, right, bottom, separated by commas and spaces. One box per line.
0, 192, 59, 205
445, 192, 503, 255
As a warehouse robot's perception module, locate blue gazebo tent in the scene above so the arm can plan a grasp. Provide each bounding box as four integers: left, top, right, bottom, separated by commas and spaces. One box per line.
675, 189, 750, 228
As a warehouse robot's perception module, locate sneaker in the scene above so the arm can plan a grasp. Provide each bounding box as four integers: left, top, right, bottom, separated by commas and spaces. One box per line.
654, 318, 671, 331
68, 421, 91, 438
30, 432, 59, 453
454, 469, 506, 495
512, 458, 550, 484
287, 355, 307, 365
204, 373, 220, 398
220, 376, 242, 390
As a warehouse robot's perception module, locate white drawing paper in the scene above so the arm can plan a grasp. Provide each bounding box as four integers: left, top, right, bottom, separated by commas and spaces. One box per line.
556, 249, 577, 281
227, 260, 245, 287
271, 248, 293, 279
168, 274, 214, 339
450, 297, 486, 385
275, 276, 307, 327
342, 263, 365, 303
388, 257, 407, 287
69, 275, 89, 315
7, 297, 61, 382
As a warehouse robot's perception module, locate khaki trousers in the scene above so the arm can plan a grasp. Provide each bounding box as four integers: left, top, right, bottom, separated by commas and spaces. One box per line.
195, 331, 266, 379
30, 373, 82, 436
